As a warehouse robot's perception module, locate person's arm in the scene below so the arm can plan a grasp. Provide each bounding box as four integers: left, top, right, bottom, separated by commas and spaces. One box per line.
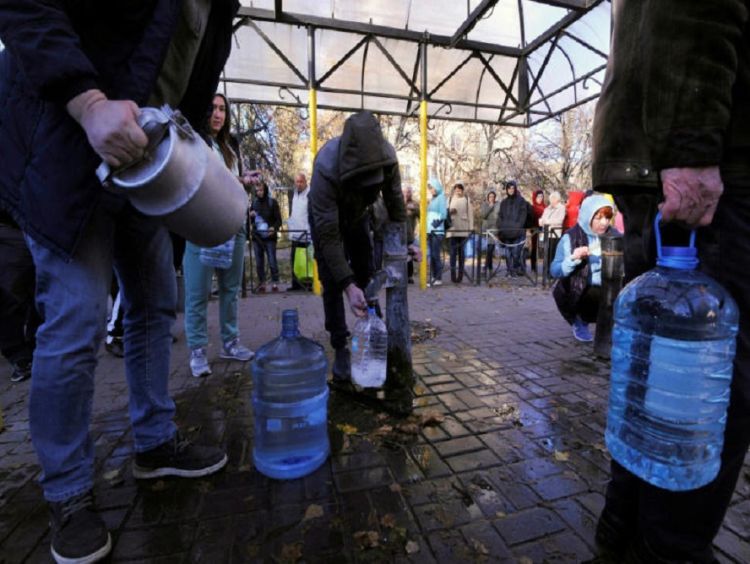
550, 234, 585, 278
309, 166, 353, 287
271, 199, 283, 230
643, 0, 748, 226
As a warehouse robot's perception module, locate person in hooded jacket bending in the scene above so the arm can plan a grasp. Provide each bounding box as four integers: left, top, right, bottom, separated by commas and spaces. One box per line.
550, 194, 618, 342
309, 111, 420, 382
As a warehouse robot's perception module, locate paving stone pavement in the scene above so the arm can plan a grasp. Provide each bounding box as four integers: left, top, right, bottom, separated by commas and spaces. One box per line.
1, 280, 749, 563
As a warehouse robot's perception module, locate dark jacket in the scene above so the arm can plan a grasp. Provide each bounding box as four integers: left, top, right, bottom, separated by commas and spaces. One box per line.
251, 192, 282, 241
497, 190, 529, 241
0, 0, 239, 259
552, 224, 590, 325
592, 0, 750, 192
309, 111, 407, 287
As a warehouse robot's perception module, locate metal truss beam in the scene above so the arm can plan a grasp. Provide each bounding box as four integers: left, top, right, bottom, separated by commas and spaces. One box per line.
449, 0, 500, 48
524, 0, 606, 55
237, 7, 522, 58
529, 0, 592, 9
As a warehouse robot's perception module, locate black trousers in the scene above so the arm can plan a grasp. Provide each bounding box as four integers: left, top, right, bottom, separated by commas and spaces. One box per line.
0, 224, 40, 364
449, 236, 466, 282
601, 191, 750, 562
317, 217, 373, 350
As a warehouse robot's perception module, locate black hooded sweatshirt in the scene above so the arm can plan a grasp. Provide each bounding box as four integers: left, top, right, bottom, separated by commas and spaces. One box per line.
308, 112, 407, 288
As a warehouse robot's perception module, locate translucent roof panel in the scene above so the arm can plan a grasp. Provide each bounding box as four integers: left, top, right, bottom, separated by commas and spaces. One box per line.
226, 0, 611, 126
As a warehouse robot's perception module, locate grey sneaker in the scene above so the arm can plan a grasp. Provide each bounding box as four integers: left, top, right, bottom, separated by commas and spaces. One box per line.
189, 347, 212, 378
132, 432, 228, 479
49, 490, 111, 564
220, 338, 254, 361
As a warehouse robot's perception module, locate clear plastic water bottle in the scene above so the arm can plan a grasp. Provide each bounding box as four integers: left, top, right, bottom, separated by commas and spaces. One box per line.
252, 309, 329, 479
255, 215, 269, 238
351, 305, 388, 388
605, 213, 738, 491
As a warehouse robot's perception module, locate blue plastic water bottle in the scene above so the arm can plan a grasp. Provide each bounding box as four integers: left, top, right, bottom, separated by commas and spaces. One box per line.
605, 213, 738, 491
252, 309, 330, 479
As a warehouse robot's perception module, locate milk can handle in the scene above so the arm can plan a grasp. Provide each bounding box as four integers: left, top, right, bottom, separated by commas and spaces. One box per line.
95, 107, 171, 184
654, 211, 696, 258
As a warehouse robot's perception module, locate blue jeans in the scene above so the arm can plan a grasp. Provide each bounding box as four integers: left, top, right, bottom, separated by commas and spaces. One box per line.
428, 233, 444, 281
25, 195, 177, 502
183, 229, 246, 349
503, 235, 526, 273
252, 237, 279, 283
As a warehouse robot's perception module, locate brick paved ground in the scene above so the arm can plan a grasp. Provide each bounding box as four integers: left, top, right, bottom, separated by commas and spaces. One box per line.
1, 279, 749, 563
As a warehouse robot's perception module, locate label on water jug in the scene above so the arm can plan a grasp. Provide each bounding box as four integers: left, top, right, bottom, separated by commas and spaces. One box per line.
645, 335, 718, 419
266, 418, 282, 432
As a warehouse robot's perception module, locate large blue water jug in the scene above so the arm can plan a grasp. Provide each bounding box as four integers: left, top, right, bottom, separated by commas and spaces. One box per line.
605, 213, 738, 491
252, 309, 330, 479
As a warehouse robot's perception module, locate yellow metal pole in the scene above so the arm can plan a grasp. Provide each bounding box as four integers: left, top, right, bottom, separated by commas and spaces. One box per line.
419, 100, 428, 290
309, 88, 322, 295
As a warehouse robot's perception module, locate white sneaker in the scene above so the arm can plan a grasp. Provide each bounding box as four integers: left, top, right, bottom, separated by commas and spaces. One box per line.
220, 338, 255, 362
432, 279, 443, 286
189, 347, 212, 378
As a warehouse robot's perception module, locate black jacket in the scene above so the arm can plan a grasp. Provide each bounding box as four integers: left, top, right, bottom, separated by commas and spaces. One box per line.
592, 0, 750, 191
309, 112, 407, 287
251, 193, 282, 241
0, 0, 239, 258
497, 191, 529, 241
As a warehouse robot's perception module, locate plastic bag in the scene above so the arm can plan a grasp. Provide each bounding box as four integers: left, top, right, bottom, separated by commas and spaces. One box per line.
293, 246, 314, 281
199, 237, 235, 269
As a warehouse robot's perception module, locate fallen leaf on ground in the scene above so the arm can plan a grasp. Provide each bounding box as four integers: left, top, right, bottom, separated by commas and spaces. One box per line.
495, 511, 507, 518
397, 423, 420, 435
419, 410, 445, 426
102, 469, 121, 482
150, 480, 167, 492
470, 538, 489, 555
405, 540, 420, 554
389, 483, 402, 493
554, 450, 570, 462
373, 425, 393, 436
353, 530, 379, 549
303, 504, 324, 521
518, 557, 534, 564
336, 423, 358, 435
280, 542, 303, 562
380, 513, 397, 528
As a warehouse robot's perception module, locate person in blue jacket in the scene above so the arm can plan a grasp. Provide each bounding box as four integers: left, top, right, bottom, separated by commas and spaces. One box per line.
426, 179, 448, 286
550, 194, 617, 342
0, 2, 238, 562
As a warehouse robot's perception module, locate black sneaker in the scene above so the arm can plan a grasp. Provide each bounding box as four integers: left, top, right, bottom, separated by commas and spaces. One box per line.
332, 347, 351, 382
132, 432, 228, 479
49, 490, 111, 564
104, 337, 124, 358
10, 359, 32, 383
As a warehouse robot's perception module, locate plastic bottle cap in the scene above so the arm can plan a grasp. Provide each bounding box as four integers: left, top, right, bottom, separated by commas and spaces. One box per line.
657, 246, 699, 270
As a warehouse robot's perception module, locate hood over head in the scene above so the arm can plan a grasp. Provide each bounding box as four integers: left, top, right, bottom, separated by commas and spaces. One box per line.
338, 111, 397, 188
578, 194, 614, 236
428, 178, 445, 196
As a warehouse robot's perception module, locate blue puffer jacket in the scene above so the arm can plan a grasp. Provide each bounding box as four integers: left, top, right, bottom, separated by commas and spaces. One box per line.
0, 0, 238, 259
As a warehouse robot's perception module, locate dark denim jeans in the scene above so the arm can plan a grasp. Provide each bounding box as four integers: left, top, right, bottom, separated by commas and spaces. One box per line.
428, 233, 444, 282
0, 223, 39, 364
502, 235, 526, 274
600, 190, 750, 562
25, 195, 177, 502
252, 237, 279, 284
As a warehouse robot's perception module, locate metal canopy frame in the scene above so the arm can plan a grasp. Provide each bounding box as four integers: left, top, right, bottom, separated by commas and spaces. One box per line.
223, 0, 610, 127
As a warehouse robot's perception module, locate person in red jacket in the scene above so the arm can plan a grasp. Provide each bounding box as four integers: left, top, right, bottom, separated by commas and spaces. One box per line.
563, 191, 585, 231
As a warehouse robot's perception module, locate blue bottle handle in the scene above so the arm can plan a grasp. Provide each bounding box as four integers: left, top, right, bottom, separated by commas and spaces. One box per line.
654, 211, 698, 269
